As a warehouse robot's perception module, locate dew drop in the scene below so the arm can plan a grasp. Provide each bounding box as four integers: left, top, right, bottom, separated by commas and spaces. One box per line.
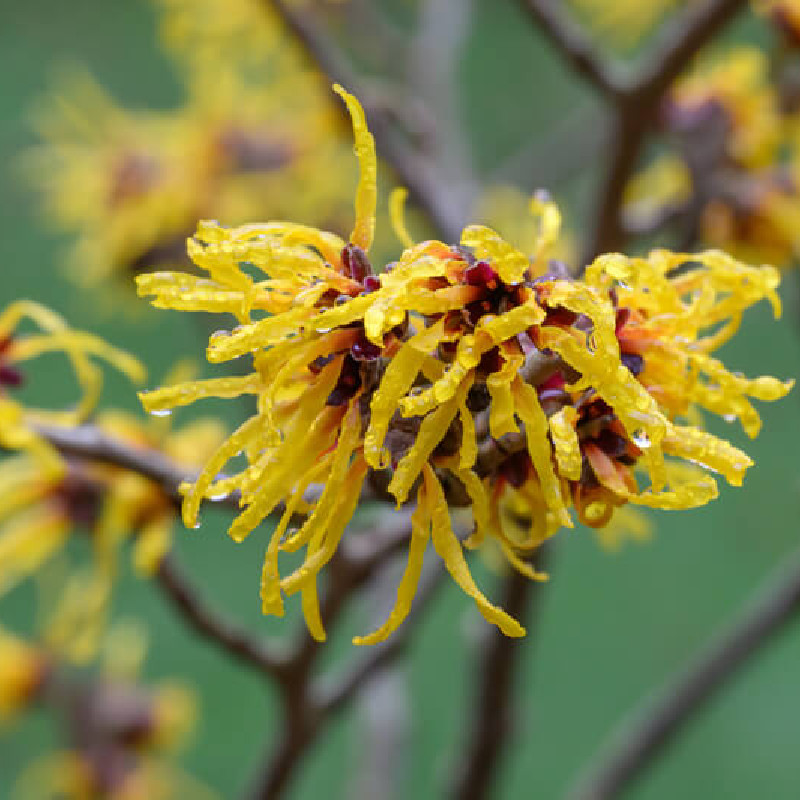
148, 408, 172, 417
208, 493, 229, 502
723, 414, 737, 423
632, 429, 651, 449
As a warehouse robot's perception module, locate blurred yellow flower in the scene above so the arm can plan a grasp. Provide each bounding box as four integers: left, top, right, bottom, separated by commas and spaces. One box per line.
0, 300, 144, 474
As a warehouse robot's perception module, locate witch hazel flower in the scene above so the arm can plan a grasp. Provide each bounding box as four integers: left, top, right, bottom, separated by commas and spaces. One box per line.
138, 86, 792, 645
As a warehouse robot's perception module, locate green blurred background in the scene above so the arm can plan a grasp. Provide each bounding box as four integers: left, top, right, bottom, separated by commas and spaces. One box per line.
2, 1, 800, 797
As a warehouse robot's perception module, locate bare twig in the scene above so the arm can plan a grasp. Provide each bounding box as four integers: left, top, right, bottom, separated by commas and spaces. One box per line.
585, 0, 747, 259
155, 554, 291, 680
635, 0, 749, 101
316, 563, 446, 714
245, 559, 446, 799
450, 546, 551, 800
31, 421, 220, 507
565, 547, 800, 800
516, 0, 745, 259
517, 0, 623, 99
267, 0, 467, 241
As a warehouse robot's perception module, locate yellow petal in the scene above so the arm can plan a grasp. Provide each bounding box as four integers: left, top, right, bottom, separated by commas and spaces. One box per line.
334, 84, 377, 252
424, 465, 525, 637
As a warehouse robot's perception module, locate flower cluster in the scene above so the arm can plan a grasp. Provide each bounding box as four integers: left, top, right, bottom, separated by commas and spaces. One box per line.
4, 622, 212, 800
139, 87, 791, 644
625, 37, 800, 268
568, 0, 685, 47
26, 0, 359, 295
0, 300, 143, 473
0, 302, 224, 661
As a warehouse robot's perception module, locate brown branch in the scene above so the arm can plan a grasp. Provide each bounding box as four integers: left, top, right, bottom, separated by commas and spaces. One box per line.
245, 551, 445, 799
565, 547, 800, 800
517, 0, 622, 99
635, 0, 749, 101
450, 545, 552, 800
31, 421, 222, 508
516, 0, 745, 259
155, 554, 291, 681
315, 562, 446, 715
267, 0, 466, 241
585, 0, 746, 259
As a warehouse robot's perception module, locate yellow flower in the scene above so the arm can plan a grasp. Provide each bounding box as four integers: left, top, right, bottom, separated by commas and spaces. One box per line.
568, 0, 687, 46
0, 300, 144, 473
27, 57, 358, 297
139, 87, 791, 645
0, 355, 220, 662
626, 46, 800, 268
755, 0, 800, 41
0, 627, 47, 722
9, 621, 214, 800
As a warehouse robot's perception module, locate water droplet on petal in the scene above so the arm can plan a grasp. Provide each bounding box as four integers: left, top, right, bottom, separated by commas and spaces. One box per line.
632, 429, 651, 449
149, 408, 172, 417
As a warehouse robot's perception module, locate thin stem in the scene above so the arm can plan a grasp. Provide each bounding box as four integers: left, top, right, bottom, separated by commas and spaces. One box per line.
155, 555, 291, 680
566, 547, 800, 800
267, 0, 466, 241
517, 0, 622, 99
245, 560, 446, 799
31, 421, 224, 508
450, 545, 552, 800
585, 0, 746, 259
316, 564, 446, 714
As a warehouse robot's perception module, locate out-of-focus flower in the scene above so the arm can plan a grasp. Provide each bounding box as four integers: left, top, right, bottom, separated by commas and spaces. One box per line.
8, 622, 214, 800
665, 48, 781, 169
755, 0, 800, 43
0, 397, 224, 663
139, 87, 791, 644
0, 627, 48, 722
27, 62, 356, 296
626, 46, 800, 267
568, 0, 686, 47
0, 300, 144, 472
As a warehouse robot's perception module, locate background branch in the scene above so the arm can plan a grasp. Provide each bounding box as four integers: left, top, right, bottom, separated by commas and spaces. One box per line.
268, 0, 467, 241
517, 0, 622, 99
566, 546, 800, 800
450, 546, 552, 800
155, 554, 291, 681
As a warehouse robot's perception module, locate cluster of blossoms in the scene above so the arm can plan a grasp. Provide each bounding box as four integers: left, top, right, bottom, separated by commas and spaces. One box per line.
1, 622, 211, 800
0, 300, 143, 474
569, 0, 800, 48
625, 42, 800, 267
0, 301, 224, 661
26, 0, 359, 293
138, 86, 792, 645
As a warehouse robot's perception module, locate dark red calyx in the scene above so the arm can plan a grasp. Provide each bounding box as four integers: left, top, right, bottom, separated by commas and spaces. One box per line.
543, 306, 578, 327
350, 333, 381, 361
465, 260, 498, 287
538, 371, 565, 392
362, 275, 380, 292
341, 244, 373, 283
477, 347, 503, 376
327, 355, 363, 405
621, 351, 644, 376
615, 307, 630, 334
0, 365, 23, 388
592, 428, 629, 459
53, 473, 104, 528
438, 340, 458, 361
500, 451, 531, 489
